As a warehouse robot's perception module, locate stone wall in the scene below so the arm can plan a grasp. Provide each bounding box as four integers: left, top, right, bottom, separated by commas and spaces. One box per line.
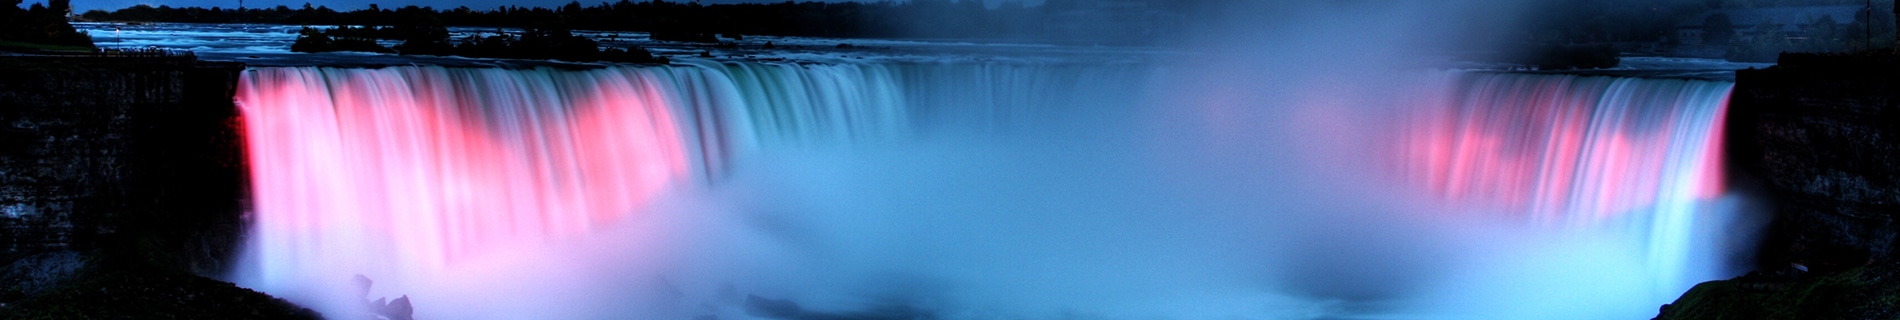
0, 57, 247, 276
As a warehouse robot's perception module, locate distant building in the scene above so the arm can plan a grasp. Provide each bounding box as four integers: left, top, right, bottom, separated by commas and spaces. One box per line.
1676, 5, 1862, 46
1043, 0, 1184, 44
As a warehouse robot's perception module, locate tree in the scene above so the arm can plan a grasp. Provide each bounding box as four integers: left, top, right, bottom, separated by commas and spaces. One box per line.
1844, 1, 1898, 50
1803, 15, 1845, 52
1704, 13, 1735, 44
0, 0, 94, 49
1730, 18, 1791, 62
49, 0, 69, 16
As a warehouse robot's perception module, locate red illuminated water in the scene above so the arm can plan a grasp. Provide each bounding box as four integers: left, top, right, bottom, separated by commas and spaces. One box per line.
237, 67, 690, 271
1390, 73, 1735, 296
1395, 73, 1732, 224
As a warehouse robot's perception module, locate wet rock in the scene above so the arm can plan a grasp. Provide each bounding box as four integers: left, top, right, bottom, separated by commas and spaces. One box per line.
383, 295, 414, 320
745, 294, 804, 319
355, 274, 415, 320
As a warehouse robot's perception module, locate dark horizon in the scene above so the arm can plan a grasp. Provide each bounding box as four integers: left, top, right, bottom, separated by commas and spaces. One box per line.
65, 0, 1047, 11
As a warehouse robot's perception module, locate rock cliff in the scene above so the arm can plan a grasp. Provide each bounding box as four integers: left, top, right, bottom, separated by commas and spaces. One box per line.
0, 56, 247, 284
1660, 52, 1900, 319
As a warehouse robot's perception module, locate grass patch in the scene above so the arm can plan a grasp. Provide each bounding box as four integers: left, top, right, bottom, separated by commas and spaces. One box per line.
0, 40, 96, 53
1659, 265, 1900, 319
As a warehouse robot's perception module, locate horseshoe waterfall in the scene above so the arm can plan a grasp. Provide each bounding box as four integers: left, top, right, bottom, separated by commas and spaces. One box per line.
230, 62, 1741, 320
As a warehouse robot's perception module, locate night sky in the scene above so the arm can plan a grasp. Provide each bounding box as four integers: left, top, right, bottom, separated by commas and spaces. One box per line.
66, 0, 1034, 12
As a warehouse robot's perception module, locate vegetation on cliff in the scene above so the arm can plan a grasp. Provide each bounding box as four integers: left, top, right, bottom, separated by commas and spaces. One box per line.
0, 0, 94, 51
1657, 264, 1900, 320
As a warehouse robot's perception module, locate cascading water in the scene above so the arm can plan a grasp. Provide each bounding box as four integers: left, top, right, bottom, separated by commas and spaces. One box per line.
238, 67, 691, 267
1393, 72, 1737, 306
231, 62, 1746, 319
231, 62, 1159, 318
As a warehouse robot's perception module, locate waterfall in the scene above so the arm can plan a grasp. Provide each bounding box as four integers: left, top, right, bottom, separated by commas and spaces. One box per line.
230, 63, 1739, 319
1394, 72, 1734, 298
236, 67, 692, 276
231, 62, 1155, 317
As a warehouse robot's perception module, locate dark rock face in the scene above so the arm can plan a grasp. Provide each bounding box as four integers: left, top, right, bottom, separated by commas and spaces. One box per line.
0, 56, 248, 277
1726, 54, 1900, 266
1662, 53, 1900, 320
0, 251, 87, 299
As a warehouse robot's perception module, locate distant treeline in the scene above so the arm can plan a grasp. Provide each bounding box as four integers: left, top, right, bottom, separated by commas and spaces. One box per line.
1527, 0, 1890, 47
78, 0, 1179, 41
1515, 0, 1895, 63
289, 24, 669, 63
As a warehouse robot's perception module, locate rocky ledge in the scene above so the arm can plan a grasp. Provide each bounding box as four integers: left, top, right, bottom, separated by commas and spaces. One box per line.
0, 259, 320, 319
